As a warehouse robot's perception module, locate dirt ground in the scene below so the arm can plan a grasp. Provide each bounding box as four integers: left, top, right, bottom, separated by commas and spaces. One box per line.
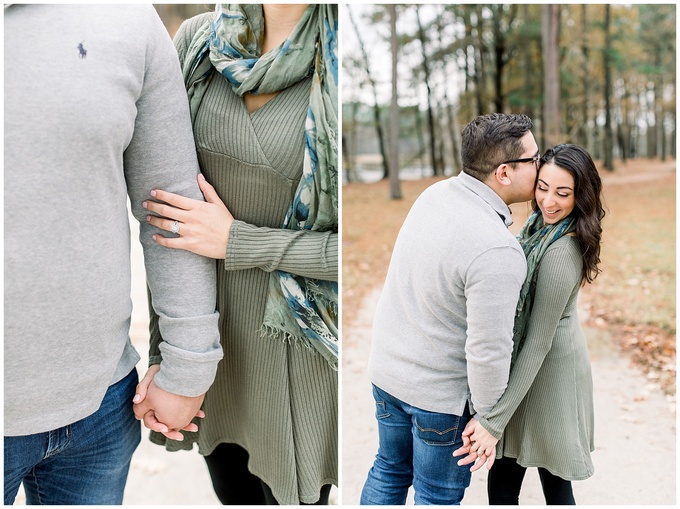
342, 287, 677, 505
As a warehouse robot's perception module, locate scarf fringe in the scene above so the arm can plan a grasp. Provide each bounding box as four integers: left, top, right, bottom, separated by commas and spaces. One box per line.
261, 324, 313, 350
260, 324, 338, 371
304, 280, 338, 315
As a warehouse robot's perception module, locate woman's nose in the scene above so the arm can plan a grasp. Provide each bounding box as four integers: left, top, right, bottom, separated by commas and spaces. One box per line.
542, 194, 556, 207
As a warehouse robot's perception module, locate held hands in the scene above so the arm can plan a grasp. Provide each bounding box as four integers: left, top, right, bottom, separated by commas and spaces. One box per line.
452, 418, 499, 472
143, 174, 234, 259
133, 364, 206, 441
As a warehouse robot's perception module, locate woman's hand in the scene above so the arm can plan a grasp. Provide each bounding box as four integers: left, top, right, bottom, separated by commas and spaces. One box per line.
133, 364, 206, 441
143, 174, 234, 259
467, 420, 499, 457
453, 418, 499, 471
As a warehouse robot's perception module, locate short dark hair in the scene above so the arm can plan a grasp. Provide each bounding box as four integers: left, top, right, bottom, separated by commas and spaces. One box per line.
461, 113, 534, 181
538, 144, 605, 284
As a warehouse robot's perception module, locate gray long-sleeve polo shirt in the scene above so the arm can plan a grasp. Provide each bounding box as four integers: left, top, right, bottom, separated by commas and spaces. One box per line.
4, 4, 222, 436
368, 172, 527, 418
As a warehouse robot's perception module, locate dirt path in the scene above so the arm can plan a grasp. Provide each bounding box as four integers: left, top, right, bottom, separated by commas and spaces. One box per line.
598, 159, 675, 185
341, 287, 676, 505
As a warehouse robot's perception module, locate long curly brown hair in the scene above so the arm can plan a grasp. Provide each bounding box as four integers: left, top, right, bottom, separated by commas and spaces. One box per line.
537, 144, 606, 284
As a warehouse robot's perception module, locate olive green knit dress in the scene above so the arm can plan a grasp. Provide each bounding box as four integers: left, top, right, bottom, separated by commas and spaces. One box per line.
148, 13, 338, 505
479, 236, 595, 481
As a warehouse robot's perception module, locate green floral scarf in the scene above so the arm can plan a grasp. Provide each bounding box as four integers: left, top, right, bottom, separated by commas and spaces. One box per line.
182, 4, 339, 369
512, 211, 576, 365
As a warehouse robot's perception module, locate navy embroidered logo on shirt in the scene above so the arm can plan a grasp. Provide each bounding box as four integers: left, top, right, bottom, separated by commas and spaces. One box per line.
77, 42, 87, 59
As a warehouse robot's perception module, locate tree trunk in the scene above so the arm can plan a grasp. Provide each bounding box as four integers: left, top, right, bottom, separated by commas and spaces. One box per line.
468, 6, 488, 116
620, 77, 630, 163
657, 55, 666, 161
475, 6, 488, 116
341, 133, 353, 184
542, 4, 560, 148
493, 18, 505, 113
347, 6, 391, 180
603, 4, 614, 170
415, 6, 441, 176
647, 84, 657, 158
522, 5, 536, 132
414, 108, 427, 176
350, 101, 359, 180
617, 123, 626, 164
490, 5, 516, 113
580, 4, 590, 151
342, 101, 360, 183
462, 8, 476, 116
388, 5, 402, 199
435, 7, 461, 175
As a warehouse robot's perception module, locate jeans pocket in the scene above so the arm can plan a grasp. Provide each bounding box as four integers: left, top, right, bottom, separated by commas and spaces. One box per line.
413, 412, 462, 446
371, 385, 392, 419
375, 400, 390, 420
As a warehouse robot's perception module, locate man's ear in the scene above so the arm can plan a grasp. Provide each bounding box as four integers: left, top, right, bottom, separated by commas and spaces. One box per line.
494, 164, 513, 187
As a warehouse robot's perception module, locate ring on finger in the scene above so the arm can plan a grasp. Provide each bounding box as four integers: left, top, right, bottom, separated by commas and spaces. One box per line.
170, 220, 180, 235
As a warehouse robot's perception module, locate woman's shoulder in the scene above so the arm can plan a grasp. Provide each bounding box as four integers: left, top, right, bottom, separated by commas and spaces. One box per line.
540, 235, 583, 281
178, 11, 214, 38
174, 11, 214, 61
545, 235, 581, 260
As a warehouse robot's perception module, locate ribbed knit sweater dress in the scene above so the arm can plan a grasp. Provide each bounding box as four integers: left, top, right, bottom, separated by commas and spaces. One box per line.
148, 13, 338, 505
479, 235, 595, 480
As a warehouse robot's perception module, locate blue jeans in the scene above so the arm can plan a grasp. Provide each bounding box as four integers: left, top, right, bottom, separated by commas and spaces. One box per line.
4, 369, 141, 505
360, 384, 472, 505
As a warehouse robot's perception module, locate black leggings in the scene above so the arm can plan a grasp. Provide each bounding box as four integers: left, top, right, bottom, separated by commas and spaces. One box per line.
487, 457, 575, 505
204, 443, 332, 505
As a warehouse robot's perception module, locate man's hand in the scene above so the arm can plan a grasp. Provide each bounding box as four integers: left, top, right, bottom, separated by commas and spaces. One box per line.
133, 365, 205, 441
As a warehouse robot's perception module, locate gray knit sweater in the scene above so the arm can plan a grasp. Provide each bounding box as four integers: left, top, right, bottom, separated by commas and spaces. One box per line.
4, 4, 222, 437
368, 172, 527, 418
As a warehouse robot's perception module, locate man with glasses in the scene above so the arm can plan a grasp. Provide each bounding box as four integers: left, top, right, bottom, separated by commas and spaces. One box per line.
361, 113, 538, 505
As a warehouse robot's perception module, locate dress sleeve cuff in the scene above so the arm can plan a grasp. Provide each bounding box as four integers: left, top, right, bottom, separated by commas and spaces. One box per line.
478, 416, 504, 441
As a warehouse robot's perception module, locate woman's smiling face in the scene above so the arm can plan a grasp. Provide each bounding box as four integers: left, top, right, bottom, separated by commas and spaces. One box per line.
535, 162, 576, 224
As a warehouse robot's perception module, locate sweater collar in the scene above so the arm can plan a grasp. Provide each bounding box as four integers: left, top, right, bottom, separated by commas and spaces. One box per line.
457, 171, 514, 227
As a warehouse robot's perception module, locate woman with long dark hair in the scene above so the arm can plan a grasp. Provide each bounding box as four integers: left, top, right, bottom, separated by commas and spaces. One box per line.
455, 143, 605, 505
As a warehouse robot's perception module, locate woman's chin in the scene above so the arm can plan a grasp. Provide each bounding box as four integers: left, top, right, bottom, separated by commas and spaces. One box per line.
541, 212, 562, 224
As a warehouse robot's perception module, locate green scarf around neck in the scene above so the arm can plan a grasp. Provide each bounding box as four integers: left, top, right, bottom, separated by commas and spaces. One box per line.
512, 211, 577, 365
182, 5, 339, 369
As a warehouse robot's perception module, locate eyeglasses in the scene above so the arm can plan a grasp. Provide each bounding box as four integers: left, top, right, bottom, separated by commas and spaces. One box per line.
501, 153, 541, 169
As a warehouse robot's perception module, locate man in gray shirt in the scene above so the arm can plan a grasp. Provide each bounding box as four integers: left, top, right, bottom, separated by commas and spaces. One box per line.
4, 5, 222, 504
360, 113, 539, 505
